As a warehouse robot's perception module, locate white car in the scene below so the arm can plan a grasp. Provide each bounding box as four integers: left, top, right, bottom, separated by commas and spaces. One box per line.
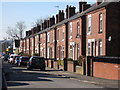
8, 54, 17, 63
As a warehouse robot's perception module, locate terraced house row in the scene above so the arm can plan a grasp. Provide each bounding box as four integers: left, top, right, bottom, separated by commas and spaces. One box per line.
19, 0, 120, 61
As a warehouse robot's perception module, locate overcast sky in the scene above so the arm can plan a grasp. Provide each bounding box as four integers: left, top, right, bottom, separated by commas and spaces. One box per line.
0, 0, 96, 40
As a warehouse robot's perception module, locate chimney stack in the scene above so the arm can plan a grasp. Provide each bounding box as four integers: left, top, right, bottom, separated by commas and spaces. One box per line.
49, 16, 55, 26
66, 5, 76, 19
29, 30, 32, 35
26, 31, 29, 36
56, 14, 59, 24
43, 20, 47, 29
96, 0, 103, 5
58, 10, 64, 22
82, 4, 91, 11
46, 20, 50, 28
36, 24, 41, 32
79, 1, 87, 13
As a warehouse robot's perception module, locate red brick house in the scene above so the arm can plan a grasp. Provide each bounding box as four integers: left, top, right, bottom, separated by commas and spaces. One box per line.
40, 32, 46, 58
86, 1, 120, 57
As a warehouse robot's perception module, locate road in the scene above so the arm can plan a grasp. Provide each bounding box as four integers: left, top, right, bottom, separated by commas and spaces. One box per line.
2, 61, 104, 89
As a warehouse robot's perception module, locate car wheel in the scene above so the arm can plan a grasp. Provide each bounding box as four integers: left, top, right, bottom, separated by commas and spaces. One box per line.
40, 67, 45, 71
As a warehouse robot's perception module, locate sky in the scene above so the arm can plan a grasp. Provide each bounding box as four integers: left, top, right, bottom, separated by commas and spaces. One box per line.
0, 0, 96, 40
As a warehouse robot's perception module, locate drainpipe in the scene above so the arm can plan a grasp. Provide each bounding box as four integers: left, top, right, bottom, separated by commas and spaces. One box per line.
54, 27, 57, 60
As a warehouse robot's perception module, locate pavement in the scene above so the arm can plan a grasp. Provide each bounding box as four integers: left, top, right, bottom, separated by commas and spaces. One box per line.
46, 67, 120, 89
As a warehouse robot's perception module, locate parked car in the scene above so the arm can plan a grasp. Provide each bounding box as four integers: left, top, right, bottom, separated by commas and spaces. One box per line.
14, 56, 20, 66
8, 54, 17, 63
27, 56, 45, 71
2, 54, 9, 61
11, 56, 20, 64
18, 56, 30, 67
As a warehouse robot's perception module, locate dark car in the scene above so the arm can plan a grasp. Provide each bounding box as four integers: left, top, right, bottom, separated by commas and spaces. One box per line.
18, 56, 30, 67
27, 56, 45, 71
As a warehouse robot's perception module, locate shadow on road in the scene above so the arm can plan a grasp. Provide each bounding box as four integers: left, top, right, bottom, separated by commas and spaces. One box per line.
7, 82, 29, 86
3, 61, 69, 87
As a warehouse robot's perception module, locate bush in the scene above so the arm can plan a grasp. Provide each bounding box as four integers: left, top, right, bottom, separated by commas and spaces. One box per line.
77, 56, 85, 66
58, 60, 64, 66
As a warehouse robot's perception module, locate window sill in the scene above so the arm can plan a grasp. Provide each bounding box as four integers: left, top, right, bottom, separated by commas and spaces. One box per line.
76, 34, 80, 38
98, 31, 102, 34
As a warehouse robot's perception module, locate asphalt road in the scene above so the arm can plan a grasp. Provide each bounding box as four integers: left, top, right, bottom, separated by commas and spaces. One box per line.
2, 61, 104, 89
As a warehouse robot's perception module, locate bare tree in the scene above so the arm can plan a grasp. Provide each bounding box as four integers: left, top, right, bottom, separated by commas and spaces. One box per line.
6, 21, 26, 40
35, 18, 43, 25
6, 27, 19, 40
16, 21, 26, 39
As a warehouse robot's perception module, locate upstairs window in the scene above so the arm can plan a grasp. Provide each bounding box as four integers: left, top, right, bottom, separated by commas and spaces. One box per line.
62, 28, 64, 41
99, 13, 103, 33
70, 45, 73, 58
47, 32, 50, 43
53, 30, 54, 42
88, 14, 91, 34
77, 22, 80, 35
76, 22, 80, 38
99, 40, 102, 56
61, 46, 64, 59
69, 22, 72, 39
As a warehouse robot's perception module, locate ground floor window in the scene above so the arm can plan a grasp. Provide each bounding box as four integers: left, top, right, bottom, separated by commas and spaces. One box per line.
77, 43, 80, 60
70, 45, 73, 59
61, 46, 64, 59
99, 40, 102, 56
88, 42, 91, 56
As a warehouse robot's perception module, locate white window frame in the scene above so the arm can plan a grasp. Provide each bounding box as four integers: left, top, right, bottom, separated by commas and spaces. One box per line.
99, 41, 102, 56
53, 30, 54, 42
77, 22, 80, 35
87, 14, 91, 35
62, 28, 64, 41
47, 32, 50, 43
61, 46, 64, 59
69, 22, 72, 39
99, 13, 103, 33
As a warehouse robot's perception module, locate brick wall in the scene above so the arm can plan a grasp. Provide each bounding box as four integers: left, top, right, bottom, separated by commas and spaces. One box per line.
87, 56, 120, 80
93, 62, 120, 80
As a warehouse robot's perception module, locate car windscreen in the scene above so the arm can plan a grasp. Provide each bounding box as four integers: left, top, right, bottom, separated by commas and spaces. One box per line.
33, 57, 44, 62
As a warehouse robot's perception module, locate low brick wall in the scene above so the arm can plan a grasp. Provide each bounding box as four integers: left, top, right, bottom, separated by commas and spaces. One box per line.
53, 60, 58, 69
48, 60, 51, 68
67, 61, 76, 72
45, 60, 48, 67
59, 65, 64, 70
87, 56, 120, 80
75, 66, 83, 75
93, 62, 120, 80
